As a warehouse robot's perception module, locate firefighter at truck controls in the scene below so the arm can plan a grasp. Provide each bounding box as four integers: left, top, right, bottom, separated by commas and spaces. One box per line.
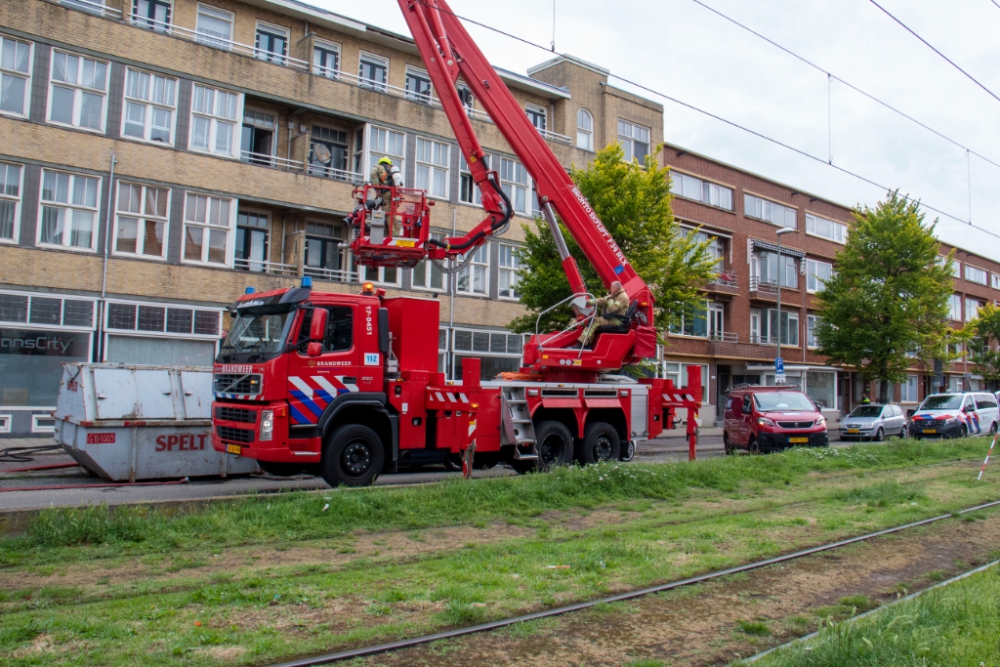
577, 281, 629, 346
370, 156, 403, 236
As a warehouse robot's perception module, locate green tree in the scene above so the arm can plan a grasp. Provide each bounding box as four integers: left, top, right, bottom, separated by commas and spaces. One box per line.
814, 191, 955, 402
507, 144, 717, 335
965, 303, 1000, 382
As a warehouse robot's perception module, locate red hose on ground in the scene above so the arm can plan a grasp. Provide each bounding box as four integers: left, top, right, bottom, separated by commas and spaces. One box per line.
2, 462, 81, 473
0, 478, 189, 493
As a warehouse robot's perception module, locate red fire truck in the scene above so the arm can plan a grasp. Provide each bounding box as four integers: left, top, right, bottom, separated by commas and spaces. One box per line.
210, 0, 702, 486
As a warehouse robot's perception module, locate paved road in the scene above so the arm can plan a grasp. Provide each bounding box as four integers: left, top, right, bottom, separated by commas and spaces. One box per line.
0, 432, 851, 513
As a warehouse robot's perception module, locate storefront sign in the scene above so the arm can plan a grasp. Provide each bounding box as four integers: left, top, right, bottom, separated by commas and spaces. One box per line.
0, 329, 87, 356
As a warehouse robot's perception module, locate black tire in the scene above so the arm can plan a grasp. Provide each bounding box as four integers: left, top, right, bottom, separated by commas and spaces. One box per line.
748, 437, 761, 455
258, 461, 307, 477
535, 420, 575, 470
958, 424, 968, 439
320, 424, 384, 487
444, 454, 464, 471
874, 427, 884, 442
619, 439, 636, 462
579, 422, 621, 465
723, 433, 734, 455
474, 452, 501, 470
991, 421, 998, 437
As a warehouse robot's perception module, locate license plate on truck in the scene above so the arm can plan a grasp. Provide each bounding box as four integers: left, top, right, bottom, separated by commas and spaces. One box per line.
922, 429, 936, 434
847, 429, 860, 434
226, 443, 242, 455
789, 437, 809, 443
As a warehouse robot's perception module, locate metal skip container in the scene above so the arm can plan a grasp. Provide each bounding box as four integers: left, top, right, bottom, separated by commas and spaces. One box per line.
54, 363, 259, 481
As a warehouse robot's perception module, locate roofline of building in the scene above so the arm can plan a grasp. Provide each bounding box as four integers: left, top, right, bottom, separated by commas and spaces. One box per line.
243, 0, 572, 100
527, 53, 610, 77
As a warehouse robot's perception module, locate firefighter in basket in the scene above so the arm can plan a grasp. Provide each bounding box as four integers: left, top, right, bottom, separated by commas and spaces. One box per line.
574, 281, 629, 347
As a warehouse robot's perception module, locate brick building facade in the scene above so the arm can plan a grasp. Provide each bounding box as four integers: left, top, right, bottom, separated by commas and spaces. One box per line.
0, 0, 663, 436
661, 143, 1000, 425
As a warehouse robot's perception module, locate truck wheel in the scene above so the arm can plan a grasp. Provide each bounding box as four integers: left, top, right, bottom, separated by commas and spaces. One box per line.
580, 422, 620, 465
258, 461, 307, 477
723, 433, 734, 455
619, 440, 636, 462
536, 420, 575, 470
321, 424, 384, 487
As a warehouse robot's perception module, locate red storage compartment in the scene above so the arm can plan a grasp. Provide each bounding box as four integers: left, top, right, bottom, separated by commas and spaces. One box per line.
383, 296, 440, 373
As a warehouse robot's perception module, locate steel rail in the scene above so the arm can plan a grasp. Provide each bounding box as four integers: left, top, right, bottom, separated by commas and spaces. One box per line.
266, 497, 1000, 667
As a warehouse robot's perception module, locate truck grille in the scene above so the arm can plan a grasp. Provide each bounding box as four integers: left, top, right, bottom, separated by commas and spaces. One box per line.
214, 373, 262, 396
217, 425, 255, 443
778, 421, 814, 429
216, 407, 256, 424
916, 419, 945, 428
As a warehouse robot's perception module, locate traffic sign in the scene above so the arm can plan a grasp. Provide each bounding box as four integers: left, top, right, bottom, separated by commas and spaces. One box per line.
775, 357, 785, 384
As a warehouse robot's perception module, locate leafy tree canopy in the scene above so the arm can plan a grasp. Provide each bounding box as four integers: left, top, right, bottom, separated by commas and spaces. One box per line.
964, 303, 1000, 382
815, 191, 956, 398
507, 143, 717, 335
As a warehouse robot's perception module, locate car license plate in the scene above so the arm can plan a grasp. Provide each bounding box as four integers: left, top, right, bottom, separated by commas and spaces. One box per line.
847, 429, 860, 434
789, 437, 809, 443
922, 429, 936, 434
226, 443, 242, 455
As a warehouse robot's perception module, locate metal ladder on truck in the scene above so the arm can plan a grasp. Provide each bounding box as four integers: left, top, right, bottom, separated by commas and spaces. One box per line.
501, 386, 538, 462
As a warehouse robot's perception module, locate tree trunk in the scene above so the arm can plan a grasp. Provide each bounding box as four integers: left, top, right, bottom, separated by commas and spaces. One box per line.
879, 379, 890, 404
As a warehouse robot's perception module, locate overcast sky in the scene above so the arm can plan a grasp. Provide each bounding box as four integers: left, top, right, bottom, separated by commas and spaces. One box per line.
311, 0, 1000, 258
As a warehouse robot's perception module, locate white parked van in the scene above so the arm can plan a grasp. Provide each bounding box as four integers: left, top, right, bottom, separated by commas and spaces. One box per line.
909, 392, 999, 439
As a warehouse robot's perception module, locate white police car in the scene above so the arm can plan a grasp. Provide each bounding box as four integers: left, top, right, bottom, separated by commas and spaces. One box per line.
908, 392, 999, 439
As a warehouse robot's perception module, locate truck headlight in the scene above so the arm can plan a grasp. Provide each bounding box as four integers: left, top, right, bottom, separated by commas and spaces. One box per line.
816, 415, 826, 427
260, 410, 274, 441
757, 417, 775, 426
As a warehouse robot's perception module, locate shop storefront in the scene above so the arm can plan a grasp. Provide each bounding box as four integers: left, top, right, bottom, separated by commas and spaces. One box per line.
0, 291, 97, 436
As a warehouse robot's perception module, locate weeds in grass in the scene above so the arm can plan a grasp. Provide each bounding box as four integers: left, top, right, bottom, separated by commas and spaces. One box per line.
749, 566, 1000, 666
737, 619, 772, 636
832, 481, 926, 507
923, 570, 948, 582
624, 660, 667, 667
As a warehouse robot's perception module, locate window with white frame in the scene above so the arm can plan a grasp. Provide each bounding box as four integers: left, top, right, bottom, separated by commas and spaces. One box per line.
196, 4, 233, 49
576, 108, 593, 151
669, 302, 708, 337
966, 298, 982, 322
663, 362, 709, 399
48, 51, 108, 131
965, 264, 988, 285
992, 273, 1000, 290
745, 194, 796, 228
122, 68, 176, 144
618, 119, 649, 162
457, 83, 474, 114
456, 244, 488, 295
526, 104, 546, 131
937, 255, 960, 277
0, 292, 95, 328
106, 301, 221, 336
498, 243, 521, 299
805, 212, 847, 243
807, 314, 820, 348
752, 250, 797, 288
948, 294, 962, 321
182, 192, 233, 265
900, 374, 918, 402
805, 258, 833, 293
313, 40, 340, 79
0, 35, 31, 117
255, 23, 288, 64
189, 84, 240, 158
114, 182, 169, 258
459, 154, 489, 205
415, 138, 448, 199
451, 328, 525, 380
412, 233, 444, 291
358, 52, 388, 92
38, 170, 100, 251
672, 171, 733, 210
0, 162, 22, 243
131, 0, 172, 33
361, 264, 399, 286
500, 157, 530, 216
405, 68, 432, 104
368, 125, 404, 173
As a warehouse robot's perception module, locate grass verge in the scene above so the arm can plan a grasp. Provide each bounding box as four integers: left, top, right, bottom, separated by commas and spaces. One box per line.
742, 564, 1000, 666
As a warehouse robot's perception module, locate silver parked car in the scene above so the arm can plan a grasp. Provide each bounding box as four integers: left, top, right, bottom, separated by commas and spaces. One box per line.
839, 404, 908, 441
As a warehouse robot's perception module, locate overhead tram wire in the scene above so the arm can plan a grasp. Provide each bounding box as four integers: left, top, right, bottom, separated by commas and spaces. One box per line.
868, 0, 1000, 106
688, 0, 1000, 173
409, 0, 1000, 241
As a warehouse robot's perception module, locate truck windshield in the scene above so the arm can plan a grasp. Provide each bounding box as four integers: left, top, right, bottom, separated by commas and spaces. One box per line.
753, 392, 816, 412
919, 395, 963, 410
218, 308, 294, 363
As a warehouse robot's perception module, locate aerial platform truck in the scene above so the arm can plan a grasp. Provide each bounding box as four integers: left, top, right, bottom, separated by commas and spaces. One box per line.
210, 0, 703, 486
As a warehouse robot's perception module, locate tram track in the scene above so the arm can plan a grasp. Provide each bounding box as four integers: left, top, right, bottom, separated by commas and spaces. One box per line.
266, 497, 1000, 667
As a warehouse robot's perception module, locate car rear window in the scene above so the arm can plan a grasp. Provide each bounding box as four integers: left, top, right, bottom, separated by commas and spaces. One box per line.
753, 392, 816, 412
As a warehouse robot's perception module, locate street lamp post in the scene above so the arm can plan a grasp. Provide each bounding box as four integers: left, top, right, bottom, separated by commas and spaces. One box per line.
775, 227, 794, 384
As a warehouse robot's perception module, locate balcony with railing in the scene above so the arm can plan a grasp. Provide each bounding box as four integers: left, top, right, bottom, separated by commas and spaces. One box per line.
705, 269, 739, 294
233, 258, 298, 277
749, 276, 779, 301
708, 332, 783, 360
303, 266, 358, 284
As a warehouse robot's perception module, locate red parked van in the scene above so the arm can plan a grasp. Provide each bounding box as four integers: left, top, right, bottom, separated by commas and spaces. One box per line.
723, 385, 829, 454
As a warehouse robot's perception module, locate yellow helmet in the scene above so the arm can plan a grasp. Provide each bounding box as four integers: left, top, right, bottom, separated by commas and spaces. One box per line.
378, 156, 392, 166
